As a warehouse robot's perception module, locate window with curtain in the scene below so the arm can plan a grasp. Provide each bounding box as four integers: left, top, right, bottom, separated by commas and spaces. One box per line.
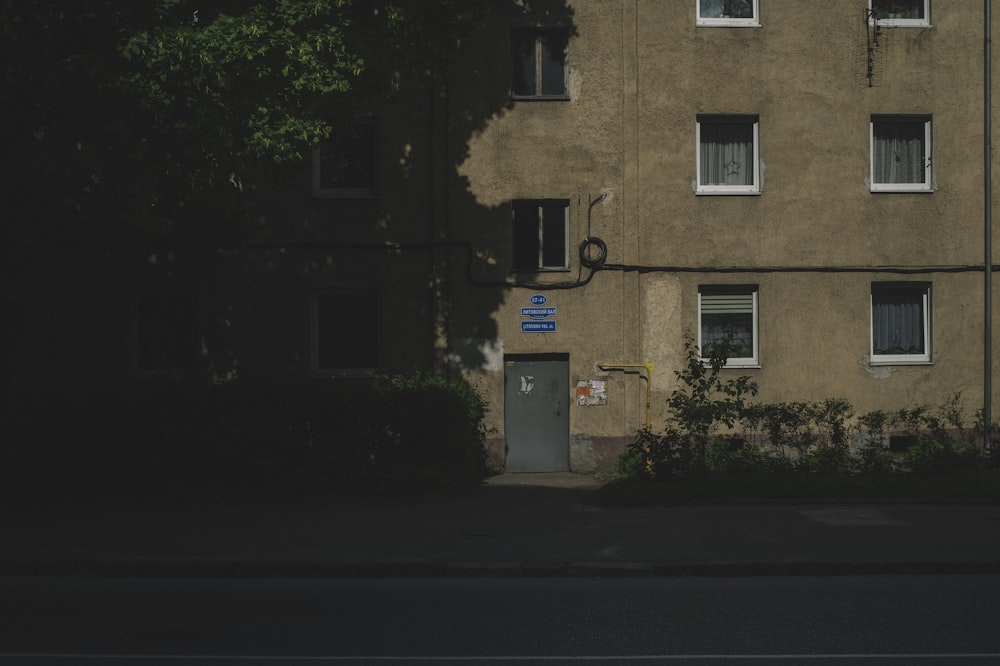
697, 0, 759, 26
871, 283, 931, 364
870, 1, 929, 25
512, 200, 569, 271
698, 285, 759, 367
870, 116, 932, 191
697, 115, 760, 194
511, 29, 568, 98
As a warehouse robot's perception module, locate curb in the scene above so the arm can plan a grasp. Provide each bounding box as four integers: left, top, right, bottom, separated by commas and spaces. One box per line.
3, 559, 999, 579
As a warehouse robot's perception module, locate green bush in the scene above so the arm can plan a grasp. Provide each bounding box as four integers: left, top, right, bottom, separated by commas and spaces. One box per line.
3, 371, 489, 498
615, 433, 652, 479
705, 437, 793, 474
612, 339, 994, 485
366, 371, 489, 493
857, 409, 895, 474
797, 445, 857, 476
903, 438, 987, 475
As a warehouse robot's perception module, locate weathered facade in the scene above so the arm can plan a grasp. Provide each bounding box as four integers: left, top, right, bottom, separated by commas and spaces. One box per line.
436, 1, 1000, 471
11, 1, 998, 474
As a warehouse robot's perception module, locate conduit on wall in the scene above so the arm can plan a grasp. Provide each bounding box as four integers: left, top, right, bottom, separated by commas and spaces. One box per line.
597, 359, 654, 431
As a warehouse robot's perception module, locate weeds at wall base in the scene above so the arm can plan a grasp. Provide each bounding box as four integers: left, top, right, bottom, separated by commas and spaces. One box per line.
596, 470, 1000, 507
610, 333, 1000, 504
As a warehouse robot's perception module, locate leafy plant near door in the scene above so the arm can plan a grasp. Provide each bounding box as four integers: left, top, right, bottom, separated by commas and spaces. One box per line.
618, 334, 755, 478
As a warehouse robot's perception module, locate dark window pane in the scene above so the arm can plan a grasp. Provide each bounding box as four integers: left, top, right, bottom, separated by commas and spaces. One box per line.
540, 33, 566, 96
138, 294, 199, 370
318, 122, 376, 191
512, 202, 540, 270
701, 312, 754, 358
511, 32, 537, 96
872, 0, 924, 19
700, 287, 756, 360
700, 0, 754, 18
541, 204, 566, 267
317, 294, 378, 369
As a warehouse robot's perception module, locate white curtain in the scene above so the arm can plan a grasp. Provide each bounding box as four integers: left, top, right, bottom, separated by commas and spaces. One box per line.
700, 123, 754, 186
873, 122, 925, 184
873, 1, 923, 19
700, 0, 753, 18
872, 294, 924, 355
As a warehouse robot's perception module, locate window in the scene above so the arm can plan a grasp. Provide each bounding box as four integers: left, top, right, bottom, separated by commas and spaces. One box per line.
698, 285, 759, 367
136, 293, 199, 371
312, 292, 379, 374
511, 29, 567, 99
871, 282, 931, 364
312, 120, 377, 197
697, 0, 759, 26
696, 115, 760, 194
870, 116, 932, 192
870, 1, 929, 27
512, 200, 569, 271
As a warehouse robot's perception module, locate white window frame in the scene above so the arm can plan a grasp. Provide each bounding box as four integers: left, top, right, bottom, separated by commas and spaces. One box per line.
698, 286, 760, 368
310, 292, 380, 377
870, 282, 932, 365
869, 115, 933, 193
869, 1, 930, 28
696, 0, 760, 27
696, 115, 761, 195
511, 199, 570, 272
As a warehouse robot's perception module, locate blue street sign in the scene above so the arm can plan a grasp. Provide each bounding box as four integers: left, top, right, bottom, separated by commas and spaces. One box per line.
529, 294, 548, 306
520, 307, 557, 319
521, 321, 556, 333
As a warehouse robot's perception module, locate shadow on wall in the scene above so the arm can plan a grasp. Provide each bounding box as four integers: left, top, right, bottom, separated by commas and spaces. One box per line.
443, 0, 579, 373
1, 1, 577, 393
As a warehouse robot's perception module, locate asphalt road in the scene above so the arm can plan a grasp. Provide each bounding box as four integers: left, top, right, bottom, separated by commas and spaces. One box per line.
1, 575, 999, 665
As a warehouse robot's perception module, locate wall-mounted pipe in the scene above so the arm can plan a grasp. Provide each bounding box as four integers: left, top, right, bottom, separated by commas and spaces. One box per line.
597, 359, 655, 430
985, 0, 993, 449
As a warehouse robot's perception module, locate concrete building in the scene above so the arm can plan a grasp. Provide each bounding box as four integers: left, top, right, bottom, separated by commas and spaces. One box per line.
433, 0, 997, 471
14, 1, 996, 474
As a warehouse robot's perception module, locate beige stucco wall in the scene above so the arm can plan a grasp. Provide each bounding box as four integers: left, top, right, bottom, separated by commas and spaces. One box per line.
445, 1, 1000, 470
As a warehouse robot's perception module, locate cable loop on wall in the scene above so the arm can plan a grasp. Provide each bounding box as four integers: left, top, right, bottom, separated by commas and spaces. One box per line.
579, 236, 608, 268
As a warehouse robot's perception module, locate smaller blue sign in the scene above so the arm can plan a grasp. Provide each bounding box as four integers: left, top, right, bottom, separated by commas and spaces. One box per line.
521, 320, 556, 333
529, 294, 548, 306
520, 307, 557, 320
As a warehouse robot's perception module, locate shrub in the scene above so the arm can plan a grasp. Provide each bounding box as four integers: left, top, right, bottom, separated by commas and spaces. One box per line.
706, 437, 793, 474
4, 371, 489, 498
753, 402, 818, 454
903, 438, 987, 475
857, 409, 895, 474
797, 444, 857, 476
656, 334, 755, 473
368, 371, 489, 492
611, 340, 994, 484
616, 430, 653, 479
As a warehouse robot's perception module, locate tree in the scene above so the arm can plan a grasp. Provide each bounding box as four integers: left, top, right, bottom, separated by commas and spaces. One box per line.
1, 0, 487, 245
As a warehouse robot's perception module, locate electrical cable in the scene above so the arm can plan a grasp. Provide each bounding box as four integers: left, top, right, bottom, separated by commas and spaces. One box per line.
579, 236, 608, 268
242, 240, 994, 292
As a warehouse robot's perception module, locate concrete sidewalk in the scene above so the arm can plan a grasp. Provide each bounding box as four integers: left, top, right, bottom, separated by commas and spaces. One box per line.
2, 473, 999, 578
